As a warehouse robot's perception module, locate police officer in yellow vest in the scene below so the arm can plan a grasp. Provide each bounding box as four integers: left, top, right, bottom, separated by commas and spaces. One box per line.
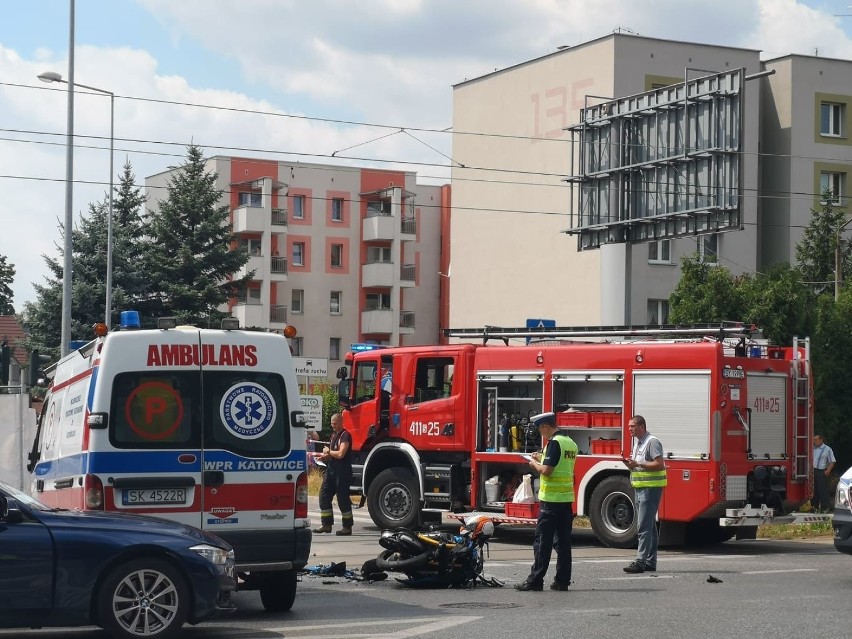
622, 415, 667, 573
516, 412, 578, 592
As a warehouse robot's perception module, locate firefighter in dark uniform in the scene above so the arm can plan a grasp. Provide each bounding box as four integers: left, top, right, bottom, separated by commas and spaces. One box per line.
515, 412, 578, 591
314, 412, 354, 535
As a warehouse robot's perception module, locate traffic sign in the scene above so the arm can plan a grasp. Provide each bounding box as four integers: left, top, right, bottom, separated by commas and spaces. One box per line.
292, 357, 328, 378
525, 318, 556, 344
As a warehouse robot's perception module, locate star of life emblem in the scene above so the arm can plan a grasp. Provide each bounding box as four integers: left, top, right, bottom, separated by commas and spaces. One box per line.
220, 382, 276, 439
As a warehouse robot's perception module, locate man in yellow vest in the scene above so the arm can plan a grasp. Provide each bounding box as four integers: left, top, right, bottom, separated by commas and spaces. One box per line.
622, 415, 667, 573
515, 412, 578, 592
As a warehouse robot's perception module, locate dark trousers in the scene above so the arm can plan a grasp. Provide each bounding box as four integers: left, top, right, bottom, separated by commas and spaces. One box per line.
812, 471, 833, 511
318, 469, 354, 528
527, 501, 574, 586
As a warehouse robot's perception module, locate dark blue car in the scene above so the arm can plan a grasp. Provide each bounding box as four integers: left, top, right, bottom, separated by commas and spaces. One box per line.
0, 481, 236, 639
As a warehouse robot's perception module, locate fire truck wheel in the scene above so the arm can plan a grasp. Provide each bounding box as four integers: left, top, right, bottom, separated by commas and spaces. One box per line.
589, 476, 638, 548
259, 569, 297, 612
367, 467, 421, 530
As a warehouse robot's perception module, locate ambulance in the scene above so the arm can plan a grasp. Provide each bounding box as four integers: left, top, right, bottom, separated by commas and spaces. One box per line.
27, 312, 311, 612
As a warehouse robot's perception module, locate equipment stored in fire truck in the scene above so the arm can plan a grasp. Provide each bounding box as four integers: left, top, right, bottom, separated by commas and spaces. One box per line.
336, 323, 820, 547
27, 311, 311, 611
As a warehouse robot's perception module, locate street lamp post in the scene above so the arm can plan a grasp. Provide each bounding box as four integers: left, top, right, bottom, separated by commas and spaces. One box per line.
38, 72, 115, 329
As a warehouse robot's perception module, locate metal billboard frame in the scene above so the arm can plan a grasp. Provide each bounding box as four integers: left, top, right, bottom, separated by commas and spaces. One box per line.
563, 67, 746, 250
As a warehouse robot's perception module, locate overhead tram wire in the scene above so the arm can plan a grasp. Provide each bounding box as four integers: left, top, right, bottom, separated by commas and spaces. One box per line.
1, 125, 850, 205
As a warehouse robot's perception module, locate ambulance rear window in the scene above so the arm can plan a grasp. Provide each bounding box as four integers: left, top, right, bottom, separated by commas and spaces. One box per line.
110, 372, 199, 447
205, 371, 289, 457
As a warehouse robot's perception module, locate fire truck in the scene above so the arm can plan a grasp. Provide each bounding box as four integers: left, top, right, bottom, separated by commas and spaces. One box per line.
336, 323, 822, 547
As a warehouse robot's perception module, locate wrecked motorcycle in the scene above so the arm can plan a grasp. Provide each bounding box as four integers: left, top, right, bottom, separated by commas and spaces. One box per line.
368, 514, 500, 588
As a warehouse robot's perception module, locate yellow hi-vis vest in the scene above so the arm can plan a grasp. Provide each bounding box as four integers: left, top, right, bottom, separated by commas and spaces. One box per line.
538, 434, 577, 503
630, 468, 667, 488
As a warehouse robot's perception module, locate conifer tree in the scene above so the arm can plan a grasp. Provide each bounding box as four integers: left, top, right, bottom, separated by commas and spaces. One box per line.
143, 144, 250, 326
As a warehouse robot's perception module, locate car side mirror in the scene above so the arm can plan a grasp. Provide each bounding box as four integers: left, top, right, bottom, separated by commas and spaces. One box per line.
0, 497, 23, 524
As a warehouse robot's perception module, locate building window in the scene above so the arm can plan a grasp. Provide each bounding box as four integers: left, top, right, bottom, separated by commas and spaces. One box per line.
292, 242, 305, 266
367, 246, 392, 263
293, 195, 306, 219
648, 240, 671, 264
238, 287, 261, 305
697, 233, 718, 264
821, 102, 843, 137
332, 198, 343, 222
330, 337, 341, 361
366, 292, 391, 310
330, 243, 343, 268
821, 171, 844, 204
238, 192, 262, 207
291, 289, 304, 314
239, 238, 262, 256
289, 337, 303, 357
330, 291, 342, 315
647, 299, 669, 324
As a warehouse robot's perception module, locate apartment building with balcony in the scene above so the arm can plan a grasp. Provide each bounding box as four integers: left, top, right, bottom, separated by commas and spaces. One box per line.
145, 158, 449, 378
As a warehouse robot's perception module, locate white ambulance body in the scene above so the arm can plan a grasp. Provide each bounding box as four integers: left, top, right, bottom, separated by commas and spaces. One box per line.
28, 314, 311, 612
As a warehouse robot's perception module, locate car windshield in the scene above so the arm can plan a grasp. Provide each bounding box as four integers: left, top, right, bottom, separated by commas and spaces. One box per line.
0, 480, 51, 511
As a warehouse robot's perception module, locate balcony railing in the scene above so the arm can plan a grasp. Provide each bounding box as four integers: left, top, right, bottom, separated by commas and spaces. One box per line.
400, 264, 416, 281
400, 311, 415, 328
271, 256, 288, 274
270, 305, 288, 323
272, 208, 288, 226
401, 216, 416, 234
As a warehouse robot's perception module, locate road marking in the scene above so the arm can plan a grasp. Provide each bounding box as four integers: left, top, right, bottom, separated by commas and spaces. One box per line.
267, 615, 481, 638
741, 568, 818, 575
602, 574, 677, 581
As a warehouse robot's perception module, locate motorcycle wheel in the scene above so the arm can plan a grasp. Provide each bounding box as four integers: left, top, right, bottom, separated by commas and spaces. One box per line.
375, 548, 432, 572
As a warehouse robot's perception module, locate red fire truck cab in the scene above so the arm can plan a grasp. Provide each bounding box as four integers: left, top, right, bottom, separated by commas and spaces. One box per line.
337, 324, 816, 547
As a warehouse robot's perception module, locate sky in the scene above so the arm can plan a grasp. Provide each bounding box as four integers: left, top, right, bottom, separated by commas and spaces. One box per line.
3, 0, 852, 311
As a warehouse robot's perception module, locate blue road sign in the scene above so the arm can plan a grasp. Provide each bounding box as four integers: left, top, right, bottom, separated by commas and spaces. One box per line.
525, 318, 556, 344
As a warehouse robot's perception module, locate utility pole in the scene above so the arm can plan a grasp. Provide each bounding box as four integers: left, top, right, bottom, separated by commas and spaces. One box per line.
835, 217, 852, 301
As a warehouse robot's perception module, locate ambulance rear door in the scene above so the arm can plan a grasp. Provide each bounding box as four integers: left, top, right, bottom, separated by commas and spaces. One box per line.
97, 328, 205, 527
198, 329, 303, 538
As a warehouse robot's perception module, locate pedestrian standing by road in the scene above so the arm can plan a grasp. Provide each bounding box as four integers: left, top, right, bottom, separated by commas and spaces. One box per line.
515, 412, 578, 592
314, 413, 354, 536
622, 415, 666, 574
812, 434, 836, 512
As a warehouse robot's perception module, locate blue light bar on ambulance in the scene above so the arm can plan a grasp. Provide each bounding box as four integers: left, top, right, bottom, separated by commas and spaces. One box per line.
350, 343, 386, 352
119, 311, 141, 330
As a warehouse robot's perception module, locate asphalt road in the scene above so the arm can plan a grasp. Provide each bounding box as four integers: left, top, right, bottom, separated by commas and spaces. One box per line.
3, 502, 848, 639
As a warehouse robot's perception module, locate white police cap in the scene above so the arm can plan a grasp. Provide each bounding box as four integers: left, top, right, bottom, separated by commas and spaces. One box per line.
530, 412, 556, 428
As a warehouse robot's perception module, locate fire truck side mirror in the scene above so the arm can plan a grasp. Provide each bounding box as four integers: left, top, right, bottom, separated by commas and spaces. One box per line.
335, 366, 348, 380
337, 379, 351, 409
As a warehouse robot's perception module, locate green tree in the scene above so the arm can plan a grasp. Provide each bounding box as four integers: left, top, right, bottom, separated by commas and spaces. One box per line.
795, 194, 852, 295
21, 161, 149, 356
107, 160, 148, 323
0, 255, 15, 315
737, 264, 813, 345
668, 254, 744, 323
143, 145, 250, 326
810, 290, 852, 471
